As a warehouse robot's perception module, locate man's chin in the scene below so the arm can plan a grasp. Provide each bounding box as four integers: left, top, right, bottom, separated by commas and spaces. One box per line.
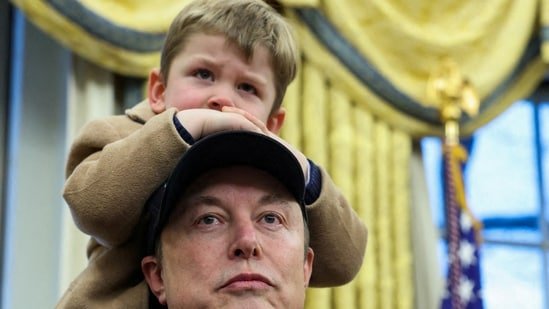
216, 294, 278, 309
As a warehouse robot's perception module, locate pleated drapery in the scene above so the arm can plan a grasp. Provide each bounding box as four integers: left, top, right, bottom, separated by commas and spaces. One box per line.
280, 57, 414, 308
10, 0, 549, 308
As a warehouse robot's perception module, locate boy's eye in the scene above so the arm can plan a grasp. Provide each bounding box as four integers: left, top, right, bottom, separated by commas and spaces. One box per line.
194, 69, 213, 81
238, 83, 257, 95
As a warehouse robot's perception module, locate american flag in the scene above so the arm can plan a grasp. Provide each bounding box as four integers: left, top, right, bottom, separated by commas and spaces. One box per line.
441, 144, 484, 309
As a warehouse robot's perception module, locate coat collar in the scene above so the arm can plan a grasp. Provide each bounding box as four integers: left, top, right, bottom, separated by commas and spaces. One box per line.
125, 100, 155, 124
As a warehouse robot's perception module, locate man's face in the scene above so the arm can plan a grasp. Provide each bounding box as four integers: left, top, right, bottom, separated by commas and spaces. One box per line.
142, 166, 314, 309
148, 33, 283, 131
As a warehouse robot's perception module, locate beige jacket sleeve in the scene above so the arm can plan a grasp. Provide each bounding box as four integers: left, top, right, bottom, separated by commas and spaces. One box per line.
306, 167, 367, 287
63, 108, 189, 247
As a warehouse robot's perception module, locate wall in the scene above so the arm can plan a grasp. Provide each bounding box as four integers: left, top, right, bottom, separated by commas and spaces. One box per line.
2, 9, 69, 309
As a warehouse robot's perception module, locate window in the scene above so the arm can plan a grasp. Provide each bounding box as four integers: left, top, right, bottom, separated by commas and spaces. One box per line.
422, 85, 549, 308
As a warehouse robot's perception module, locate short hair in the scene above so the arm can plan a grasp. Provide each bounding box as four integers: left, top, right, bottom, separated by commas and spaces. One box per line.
160, 0, 298, 113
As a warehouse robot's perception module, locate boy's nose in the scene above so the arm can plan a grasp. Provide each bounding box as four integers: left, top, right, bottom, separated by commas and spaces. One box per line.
207, 97, 234, 111
207, 91, 236, 111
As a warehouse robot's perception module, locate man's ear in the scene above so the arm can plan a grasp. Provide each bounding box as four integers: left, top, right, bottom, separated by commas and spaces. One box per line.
141, 256, 167, 305
148, 68, 167, 114
266, 107, 286, 134
303, 247, 314, 287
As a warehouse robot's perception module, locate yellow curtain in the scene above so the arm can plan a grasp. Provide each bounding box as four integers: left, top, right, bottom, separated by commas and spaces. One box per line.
11, 0, 546, 134
9, 0, 193, 76
281, 56, 414, 308
543, 0, 549, 62
285, 0, 546, 136
11, 1, 549, 308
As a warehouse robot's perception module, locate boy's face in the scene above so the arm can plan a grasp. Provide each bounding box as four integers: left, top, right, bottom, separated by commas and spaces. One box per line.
148, 33, 283, 132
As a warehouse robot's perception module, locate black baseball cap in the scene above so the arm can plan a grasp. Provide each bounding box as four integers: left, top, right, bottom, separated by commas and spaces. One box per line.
144, 131, 307, 255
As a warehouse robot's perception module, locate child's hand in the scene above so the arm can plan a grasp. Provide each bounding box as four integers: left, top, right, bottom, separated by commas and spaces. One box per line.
175, 108, 267, 140
222, 106, 310, 181
264, 131, 310, 182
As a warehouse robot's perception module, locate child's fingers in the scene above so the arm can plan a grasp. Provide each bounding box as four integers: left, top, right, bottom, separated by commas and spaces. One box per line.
177, 108, 263, 140
221, 106, 269, 133
204, 113, 264, 136
264, 131, 309, 178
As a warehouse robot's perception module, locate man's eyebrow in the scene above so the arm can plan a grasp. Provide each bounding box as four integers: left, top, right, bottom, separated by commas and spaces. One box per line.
186, 195, 222, 206
258, 194, 293, 208
173, 195, 222, 218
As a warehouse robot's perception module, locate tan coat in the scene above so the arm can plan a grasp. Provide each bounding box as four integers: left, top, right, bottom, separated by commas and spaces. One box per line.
57, 101, 367, 308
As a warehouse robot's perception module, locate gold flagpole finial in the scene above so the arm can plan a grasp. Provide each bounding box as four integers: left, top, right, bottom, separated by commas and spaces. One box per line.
426, 58, 480, 145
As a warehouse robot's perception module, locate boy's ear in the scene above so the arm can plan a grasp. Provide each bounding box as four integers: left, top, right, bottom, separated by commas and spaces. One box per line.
266, 107, 286, 134
141, 256, 167, 305
148, 68, 167, 114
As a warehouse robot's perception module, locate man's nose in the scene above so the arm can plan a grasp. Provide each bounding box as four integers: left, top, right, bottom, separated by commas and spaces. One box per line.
229, 221, 262, 259
207, 86, 236, 111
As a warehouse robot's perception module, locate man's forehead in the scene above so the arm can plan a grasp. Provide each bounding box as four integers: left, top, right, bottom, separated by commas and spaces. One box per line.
176, 166, 299, 209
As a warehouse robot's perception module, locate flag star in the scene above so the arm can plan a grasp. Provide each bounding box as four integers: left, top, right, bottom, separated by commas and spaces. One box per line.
460, 213, 473, 232
459, 240, 476, 267
458, 277, 474, 304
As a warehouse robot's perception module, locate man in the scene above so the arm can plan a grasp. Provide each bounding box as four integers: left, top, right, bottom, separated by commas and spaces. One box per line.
141, 131, 315, 308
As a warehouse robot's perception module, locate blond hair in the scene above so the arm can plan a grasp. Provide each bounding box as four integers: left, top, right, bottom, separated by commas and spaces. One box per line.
160, 0, 298, 112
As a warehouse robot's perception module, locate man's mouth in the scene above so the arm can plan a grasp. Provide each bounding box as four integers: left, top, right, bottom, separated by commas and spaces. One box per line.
219, 273, 274, 291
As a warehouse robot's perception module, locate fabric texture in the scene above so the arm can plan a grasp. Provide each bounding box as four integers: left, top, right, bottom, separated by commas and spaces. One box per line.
543, 0, 549, 62
289, 1, 546, 136
280, 58, 415, 309
57, 101, 367, 308
10, 0, 547, 135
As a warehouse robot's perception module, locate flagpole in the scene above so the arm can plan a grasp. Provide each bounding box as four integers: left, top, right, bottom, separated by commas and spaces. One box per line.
442, 92, 464, 309
427, 58, 481, 309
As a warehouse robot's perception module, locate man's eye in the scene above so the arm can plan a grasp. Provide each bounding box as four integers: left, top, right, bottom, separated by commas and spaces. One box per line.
261, 213, 281, 225
194, 69, 213, 81
238, 83, 257, 95
197, 215, 220, 225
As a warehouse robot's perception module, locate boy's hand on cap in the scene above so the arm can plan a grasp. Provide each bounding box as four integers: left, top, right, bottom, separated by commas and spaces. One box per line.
264, 131, 309, 182
175, 109, 264, 140
221, 106, 269, 133
222, 106, 309, 181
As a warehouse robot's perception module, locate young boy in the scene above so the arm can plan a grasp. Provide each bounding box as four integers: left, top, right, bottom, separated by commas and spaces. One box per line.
57, 0, 367, 308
